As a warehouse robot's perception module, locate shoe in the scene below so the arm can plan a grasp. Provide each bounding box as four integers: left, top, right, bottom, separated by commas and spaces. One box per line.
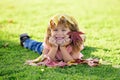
20, 33, 30, 46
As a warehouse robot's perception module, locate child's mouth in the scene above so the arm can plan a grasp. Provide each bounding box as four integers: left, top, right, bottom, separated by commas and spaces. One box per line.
55, 37, 64, 40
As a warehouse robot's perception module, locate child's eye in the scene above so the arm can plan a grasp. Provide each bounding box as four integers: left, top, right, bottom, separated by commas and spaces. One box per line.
53, 29, 58, 31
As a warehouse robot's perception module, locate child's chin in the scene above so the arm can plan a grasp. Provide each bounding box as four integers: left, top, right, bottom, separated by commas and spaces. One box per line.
57, 42, 62, 45
56, 40, 63, 44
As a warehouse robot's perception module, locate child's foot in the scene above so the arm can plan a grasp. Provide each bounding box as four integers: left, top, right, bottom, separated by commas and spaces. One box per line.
20, 33, 30, 46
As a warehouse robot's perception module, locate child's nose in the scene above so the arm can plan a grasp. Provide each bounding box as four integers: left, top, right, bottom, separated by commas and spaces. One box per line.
57, 31, 62, 35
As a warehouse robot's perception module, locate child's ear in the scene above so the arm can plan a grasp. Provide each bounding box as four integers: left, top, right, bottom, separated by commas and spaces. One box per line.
50, 20, 55, 28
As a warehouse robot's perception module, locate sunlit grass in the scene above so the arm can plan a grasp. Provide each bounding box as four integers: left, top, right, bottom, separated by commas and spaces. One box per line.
0, 0, 120, 80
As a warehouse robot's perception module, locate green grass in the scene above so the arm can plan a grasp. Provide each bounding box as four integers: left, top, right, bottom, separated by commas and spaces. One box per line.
0, 0, 120, 80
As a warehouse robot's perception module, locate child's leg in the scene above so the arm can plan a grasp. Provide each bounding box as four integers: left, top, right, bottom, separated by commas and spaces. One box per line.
23, 39, 43, 54
20, 33, 43, 54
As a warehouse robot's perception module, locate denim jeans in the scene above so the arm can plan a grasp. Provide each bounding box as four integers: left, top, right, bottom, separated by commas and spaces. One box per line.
23, 39, 43, 54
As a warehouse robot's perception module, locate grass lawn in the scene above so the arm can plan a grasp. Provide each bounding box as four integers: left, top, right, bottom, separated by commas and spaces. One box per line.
0, 0, 120, 80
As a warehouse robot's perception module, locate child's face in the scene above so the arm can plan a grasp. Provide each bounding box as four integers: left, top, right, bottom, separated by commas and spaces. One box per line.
51, 24, 70, 41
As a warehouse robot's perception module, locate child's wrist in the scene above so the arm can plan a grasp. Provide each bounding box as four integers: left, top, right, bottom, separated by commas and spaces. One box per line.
51, 46, 58, 49
51, 43, 58, 47
59, 46, 66, 49
59, 44, 68, 47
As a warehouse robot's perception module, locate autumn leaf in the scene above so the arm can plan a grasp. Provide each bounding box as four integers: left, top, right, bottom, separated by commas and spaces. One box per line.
67, 31, 84, 45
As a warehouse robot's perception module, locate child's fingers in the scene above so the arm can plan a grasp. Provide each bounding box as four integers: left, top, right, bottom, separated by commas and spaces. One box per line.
29, 63, 38, 66
59, 39, 70, 47
49, 37, 54, 43
49, 36, 56, 41
49, 37, 58, 46
49, 38, 56, 44
51, 35, 56, 39
25, 60, 33, 64
65, 35, 69, 38
65, 38, 71, 44
66, 38, 71, 42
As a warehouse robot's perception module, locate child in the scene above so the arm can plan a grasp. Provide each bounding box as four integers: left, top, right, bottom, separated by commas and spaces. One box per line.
20, 14, 99, 67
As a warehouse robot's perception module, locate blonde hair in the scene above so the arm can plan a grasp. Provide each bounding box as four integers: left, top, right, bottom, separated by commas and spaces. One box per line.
44, 14, 83, 53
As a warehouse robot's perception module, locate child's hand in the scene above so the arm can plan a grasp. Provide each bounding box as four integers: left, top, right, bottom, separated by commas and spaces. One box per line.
59, 35, 71, 47
25, 60, 38, 66
25, 60, 34, 64
49, 36, 58, 47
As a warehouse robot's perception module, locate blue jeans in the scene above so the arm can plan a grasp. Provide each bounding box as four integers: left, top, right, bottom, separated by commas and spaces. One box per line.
23, 39, 43, 54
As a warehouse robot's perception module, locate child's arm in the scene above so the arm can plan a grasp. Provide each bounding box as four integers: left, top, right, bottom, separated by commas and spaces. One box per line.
58, 36, 73, 62
47, 47, 58, 60
26, 55, 43, 63
71, 51, 83, 59
31, 55, 43, 62
60, 46, 73, 62
45, 36, 58, 60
